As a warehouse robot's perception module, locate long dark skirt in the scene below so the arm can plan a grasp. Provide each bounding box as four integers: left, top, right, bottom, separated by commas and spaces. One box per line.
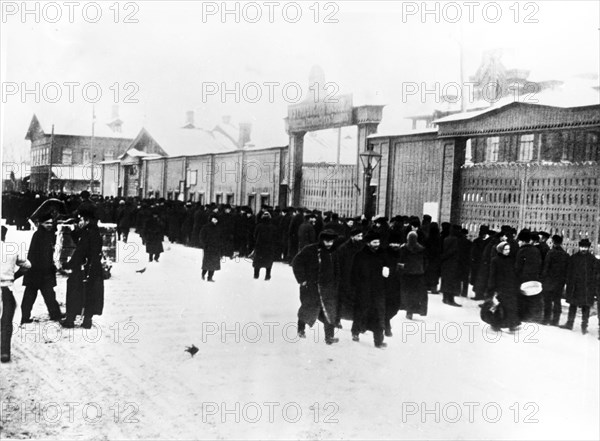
401, 274, 428, 316
66, 271, 104, 318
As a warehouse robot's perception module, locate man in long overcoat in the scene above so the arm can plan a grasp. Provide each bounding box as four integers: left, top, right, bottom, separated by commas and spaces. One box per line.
253, 211, 277, 280
61, 208, 104, 329
199, 214, 222, 282
336, 228, 364, 329
541, 234, 569, 326
561, 238, 599, 334
351, 231, 390, 348
292, 229, 340, 345
440, 225, 463, 307
21, 212, 63, 324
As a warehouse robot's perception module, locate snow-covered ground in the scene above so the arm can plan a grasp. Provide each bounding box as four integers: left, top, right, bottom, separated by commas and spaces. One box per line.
1, 226, 598, 440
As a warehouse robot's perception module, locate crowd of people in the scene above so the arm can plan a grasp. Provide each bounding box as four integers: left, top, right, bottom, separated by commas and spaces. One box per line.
1, 190, 599, 360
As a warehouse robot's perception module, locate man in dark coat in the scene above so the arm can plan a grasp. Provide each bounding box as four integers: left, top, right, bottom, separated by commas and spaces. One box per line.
487, 241, 520, 331
561, 238, 599, 334
220, 205, 236, 258
515, 230, 543, 322
116, 200, 133, 243
335, 228, 364, 327
145, 210, 165, 262
351, 231, 390, 348
297, 213, 317, 252
541, 235, 569, 326
470, 225, 491, 300
61, 208, 104, 329
292, 229, 340, 345
287, 208, 304, 262
199, 214, 222, 282
440, 225, 463, 307
21, 212, 63, 324
385, 231, 405, 335
253, 212, 277, 280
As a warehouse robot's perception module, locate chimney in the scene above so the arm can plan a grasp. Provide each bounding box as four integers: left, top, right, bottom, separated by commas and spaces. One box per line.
184, 110, 195, 128
238, 122, 252, 149
222, 115, 231, 125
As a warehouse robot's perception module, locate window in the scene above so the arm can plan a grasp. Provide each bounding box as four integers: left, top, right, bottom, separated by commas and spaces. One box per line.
464, 139, 472, 164
248, 194, 256, 210
486, 137, 499, 162
226, 194, 234, 205
62, 148, 72, 165
518, 134, 534, 162
187, 170, 197, 186
215, 193, 223, 204
260, 194, 270, 208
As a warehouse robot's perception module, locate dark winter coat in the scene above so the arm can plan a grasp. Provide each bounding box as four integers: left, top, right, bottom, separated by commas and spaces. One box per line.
297, 222, 316, 252
473, 238, 499, 296
199, 223, 222, 271
441, 235, 461, 294
116, 205, 133, 229
424, 229, 442, 289
470, 236, 491, 285
351, 246, 388, 333
515, 244, 542, 284
566, 251, 599, 306
487, 253, 519, 328
292, 243, 339, 327
335, 238, 365, 320
385, 247, 404, 319
398, 243, 428, 316
541, 245, 569, 292
23, 227, 57, 289
253, 219, 277, 269
64, 222, 104, 316
144, 215, 165, 255
220, 212, 236, 258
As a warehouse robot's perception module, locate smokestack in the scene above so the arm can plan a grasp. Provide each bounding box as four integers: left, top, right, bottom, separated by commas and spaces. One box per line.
184, 110, 195, 128
238, 122, 252, 149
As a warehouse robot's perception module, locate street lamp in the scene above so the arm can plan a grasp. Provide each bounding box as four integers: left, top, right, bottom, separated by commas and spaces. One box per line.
359, 148, 382, 219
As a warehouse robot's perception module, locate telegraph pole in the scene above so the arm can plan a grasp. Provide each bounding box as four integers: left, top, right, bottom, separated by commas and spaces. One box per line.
46, 124, 54, 193
89, 106, 96, 192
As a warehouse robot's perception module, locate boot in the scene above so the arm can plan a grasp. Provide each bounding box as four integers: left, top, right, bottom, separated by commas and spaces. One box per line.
375, 342, 387, 348
325, 337, 339, 345
406, 312, 413, 320
582, 325, 588, 335
385, 325, 393, 337
352, 334, 359, 342
81, 316, 93, 329
559, 322, 573, 330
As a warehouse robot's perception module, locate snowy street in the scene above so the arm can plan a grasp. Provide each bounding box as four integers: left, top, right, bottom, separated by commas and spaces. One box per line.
1, 227, 599, 440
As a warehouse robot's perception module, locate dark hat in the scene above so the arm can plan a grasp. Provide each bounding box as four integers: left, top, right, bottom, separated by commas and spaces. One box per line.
388, 231, 402, 245
479, 225, 490, 235
349, 227, 363, 237
78, 207, 96, 220
552, 235, 563, 245
363, 230, 381, 243
579, 238, 592, 247
319, 229, 338, 241
539, 231, 550, 239
80, 190, 90, 199
517, 230, 531, 243
38, 212, 53, 223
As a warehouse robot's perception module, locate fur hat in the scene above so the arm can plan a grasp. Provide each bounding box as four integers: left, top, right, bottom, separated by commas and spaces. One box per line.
349, 227, 363, 238
38, 212, 53, 223
579, 238, 591, 247
363, 230, 381, 243
319, 229, 338, 241
551, 235, 563, 245
517, 230, 531, 243
496, 241, 509, 254
388, 231, 403, 245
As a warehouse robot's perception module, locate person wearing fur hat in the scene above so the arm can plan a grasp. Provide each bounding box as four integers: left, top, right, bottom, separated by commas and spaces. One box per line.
20, 212, 63, 325
440, 225, 463, 307
561, 238, 600, 335
292, 229, 340, 345
145, 210, 165, 262
336, 227, 365, 328
253, 211, 277, 280
515, 229, 543, 322
61, 208, 104, 329
541, 235, 569, 326
398, 231, 428, 322
351, 230, 390, 348
297, 213, 317, 252
199, 214, 222, 282
487, 241, 521, 331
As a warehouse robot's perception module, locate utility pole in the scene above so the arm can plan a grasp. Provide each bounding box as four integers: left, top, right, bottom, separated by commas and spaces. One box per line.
46, 124, 54, 193
89, 106, 96, 192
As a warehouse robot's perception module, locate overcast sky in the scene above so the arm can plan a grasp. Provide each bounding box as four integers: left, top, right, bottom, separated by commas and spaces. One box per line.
1, 0, 598, 166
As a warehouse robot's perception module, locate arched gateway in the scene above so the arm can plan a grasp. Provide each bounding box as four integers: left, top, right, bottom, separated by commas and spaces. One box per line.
285, 68, 384, 216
